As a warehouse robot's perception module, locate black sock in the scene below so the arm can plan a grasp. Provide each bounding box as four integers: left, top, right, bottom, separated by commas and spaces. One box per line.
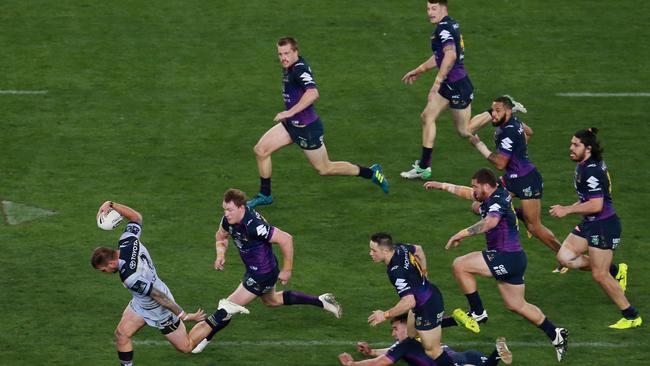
538, 317, 558, 340
465, 291, 485, 315
419, 147, 433, 169
206, 318, 231, 341
515, 207, 526, 222
609, 263, 618, 277
260, 177, 272, 196
206, 309, 229, 328
434, 350, 456, 366
622, 306, 639, 319
441, 316, 458, 328
118, 350, 133, 366
485, 349, 499, 366
357, 165, 373, 179
282, 290, 323, 307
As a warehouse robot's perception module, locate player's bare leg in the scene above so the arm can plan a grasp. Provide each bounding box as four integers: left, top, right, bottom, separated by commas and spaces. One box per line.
249, 123, 293, 207
450, 105, 472, 138
418, 326, 458, 366
164, 321, 194, 353
115, 306, 146, 365
520, 199, 562, 252
557, 234, 590, 270
468, 111, 492, 134
452, 251, 492, 323
588, 247, 630, 310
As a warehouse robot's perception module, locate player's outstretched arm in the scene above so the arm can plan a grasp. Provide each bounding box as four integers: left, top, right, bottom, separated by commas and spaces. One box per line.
369, 295, 416, 326
469, 135, 509, 170
270, 227, 294, 285
150, 287, 205, 322
549, 198, 603, 218
357, 342, 388, 357
97, 201, 142, 224
445, 215, 500, 250
413, 245, 428, 277
339, 352, 393, 366
402, 55, 437, 84
423, 181, 474, 201
214, 227, 229, 270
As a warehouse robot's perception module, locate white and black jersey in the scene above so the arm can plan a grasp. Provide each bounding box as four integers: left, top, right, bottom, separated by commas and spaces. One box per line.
117, 222, 173, 310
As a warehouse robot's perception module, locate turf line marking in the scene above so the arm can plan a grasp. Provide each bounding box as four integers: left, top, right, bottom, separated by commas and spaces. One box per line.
556, 92, 650, 97
127, 339, 639, 348
0, 90, 48, 95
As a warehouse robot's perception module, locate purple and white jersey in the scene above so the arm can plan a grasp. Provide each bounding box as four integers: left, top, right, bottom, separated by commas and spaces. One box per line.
574, 157, 616, 221
282, 56, 319, 126
494, 116, 536, 179
479, 187, 522, 252
118, 222, 173, 310
221, 207, 278, 274
430, 15, 467, 83
387, 244, 433, 307
385, 338, 437, 366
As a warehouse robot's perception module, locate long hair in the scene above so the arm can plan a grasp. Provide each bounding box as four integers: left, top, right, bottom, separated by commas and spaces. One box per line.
574, 128, 604, 161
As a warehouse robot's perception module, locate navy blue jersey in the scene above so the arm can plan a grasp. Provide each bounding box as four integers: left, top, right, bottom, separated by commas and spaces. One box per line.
220, 207, 277, 274
430, 16, 467, 82
282, 56, 319, 126
574, 157, 616, 221
479, 187, 522, 252
387, 244, 433, 307
385, 338, 436, 366
494, 116, 536, 178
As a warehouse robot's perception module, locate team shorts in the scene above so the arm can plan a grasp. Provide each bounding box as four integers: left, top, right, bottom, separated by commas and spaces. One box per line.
413, 285, 445, 331
572, 214, 622, 250
129, 300, 180, 335
502, 169, 543, 200
242, 267, 279, 296
282, 119, 324, 150
438, 76, 474, 110
482, 250, 527, 285
451, 350, 488, 365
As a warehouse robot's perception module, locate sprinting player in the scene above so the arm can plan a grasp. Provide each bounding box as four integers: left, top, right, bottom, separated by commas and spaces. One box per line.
400, 0, 473, 180
338, 314, 512, 366
367, 233, 459, 366
248, 37, 387, 208
469, 96, 566, 273
444, 169, 569, 362
550, 128, 642, 329
91, 201, 221, 365
191, 188, 342, 353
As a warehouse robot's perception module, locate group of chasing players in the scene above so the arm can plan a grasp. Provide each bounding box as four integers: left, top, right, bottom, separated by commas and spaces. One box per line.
90, 1, 642, 365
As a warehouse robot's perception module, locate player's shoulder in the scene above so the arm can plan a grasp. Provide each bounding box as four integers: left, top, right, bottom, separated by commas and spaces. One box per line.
118, 237, 142, 281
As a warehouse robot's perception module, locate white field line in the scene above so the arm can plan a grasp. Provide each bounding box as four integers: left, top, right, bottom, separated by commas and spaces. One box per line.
0, 89, 48, 95
127, 339, 639, 348
556, 92, 650, 97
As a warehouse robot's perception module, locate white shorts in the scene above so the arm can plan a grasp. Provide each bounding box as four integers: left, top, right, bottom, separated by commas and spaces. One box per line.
129, 299, 179, 332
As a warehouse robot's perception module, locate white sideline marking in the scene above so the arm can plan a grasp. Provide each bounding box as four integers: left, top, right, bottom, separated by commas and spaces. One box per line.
127, 339, 639, 348
0, 89, 48, 95
556, 92, 650, 97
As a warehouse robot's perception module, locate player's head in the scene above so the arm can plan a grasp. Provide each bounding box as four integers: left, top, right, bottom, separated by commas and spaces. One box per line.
571, 128, 603, 162
427, 1, 449, 24
277, 37, 300, 69
390, 314, 409, 341
471, 168, 498, 201
223, 188, 248, 224
491, 96, 514, 126
369, 232, 394, 263
91, 247, 119, 273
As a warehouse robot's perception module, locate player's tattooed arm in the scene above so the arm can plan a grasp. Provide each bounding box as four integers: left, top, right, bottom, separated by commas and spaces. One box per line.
150, 287, 183, 315
467, 219, 486, 235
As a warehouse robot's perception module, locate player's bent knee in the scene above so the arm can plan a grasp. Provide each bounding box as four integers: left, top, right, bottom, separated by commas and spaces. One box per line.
114, 328, 131, 346
591, 270, 610, 284
253, 144, 269, 158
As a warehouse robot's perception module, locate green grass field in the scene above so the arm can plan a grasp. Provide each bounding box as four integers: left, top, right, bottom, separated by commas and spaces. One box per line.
1, 1, 649, 365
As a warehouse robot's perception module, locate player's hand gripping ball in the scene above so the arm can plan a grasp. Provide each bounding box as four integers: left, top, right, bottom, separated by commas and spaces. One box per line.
97, 209, 124, 230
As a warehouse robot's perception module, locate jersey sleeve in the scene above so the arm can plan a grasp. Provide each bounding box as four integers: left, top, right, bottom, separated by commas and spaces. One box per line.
385, 341, 408, 363
246, 214, 275, 242
388, 266, 414, 298
582, 163, 606, 198
486, 197, 507, 218
119, 222, 142, 241
436, 24, 457, 48
122, 272, 153, 296
292, 63, 317, 89
495, 126, 517, 157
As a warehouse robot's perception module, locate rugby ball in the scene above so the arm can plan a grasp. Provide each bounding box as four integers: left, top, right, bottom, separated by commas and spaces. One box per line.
97, 209, 124, 230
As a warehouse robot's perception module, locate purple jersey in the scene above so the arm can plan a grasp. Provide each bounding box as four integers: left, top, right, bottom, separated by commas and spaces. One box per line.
494, 116, 536, 179
574, 157, 616, 221
430, 16, 467, 83
220, 207, 277, 274
385, 338, 437, 366
282, 56, 319, 126
387, 244, 433, 307
479, 186, 522, 252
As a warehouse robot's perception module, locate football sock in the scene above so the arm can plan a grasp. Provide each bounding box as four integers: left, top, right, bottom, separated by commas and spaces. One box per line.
433, 350, 456, 366
206, 309, 229, 329
357, 165, 373, 179
622, 306, 639, 319
609, 263, 618, 277
419, 147, 433, 169
260, 177, 272, 196
465, 291, 485, 315
538, 317, 558, 340
206, 318, 231, 341
441, 316, 458, 328
282, 290, 323, 307
118, 350, 133, 366
485, 350, 499, 366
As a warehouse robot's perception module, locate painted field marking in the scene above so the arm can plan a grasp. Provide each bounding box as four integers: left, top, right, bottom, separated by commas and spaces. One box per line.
1, 200, 56, 225
556, 92, 650, 97
0, 90, 48, 95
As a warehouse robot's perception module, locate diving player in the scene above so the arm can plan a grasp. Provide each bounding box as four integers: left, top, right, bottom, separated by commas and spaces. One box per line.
248, 36, 387, 208
550, 128, 642, 329
445, 169, 569, 362
400, 0, 473, 180
191, 188, 342, 353
469, 96, 566, 273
